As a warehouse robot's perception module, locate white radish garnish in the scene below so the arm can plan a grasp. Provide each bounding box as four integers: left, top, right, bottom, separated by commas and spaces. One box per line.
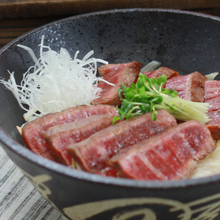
0, 35, 109, 122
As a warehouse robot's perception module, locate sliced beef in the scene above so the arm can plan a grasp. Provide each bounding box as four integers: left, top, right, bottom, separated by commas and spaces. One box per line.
98, 63, 123, 76
205, 81, 220, 139
142, 67, 179, 79
205, 81, 220, 101
109, 120, 215, 180
92, 61, 141, 106
22, 105, 119, 161
44, 115, 115, 166
67, 110, 177, 173
165, 71, 207, 102
206, 110, 220, 140
97, 166, 118, 177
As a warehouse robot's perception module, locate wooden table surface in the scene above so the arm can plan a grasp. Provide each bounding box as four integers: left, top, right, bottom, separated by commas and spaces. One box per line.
0, 0, 220, 48
1, 0, 220, 19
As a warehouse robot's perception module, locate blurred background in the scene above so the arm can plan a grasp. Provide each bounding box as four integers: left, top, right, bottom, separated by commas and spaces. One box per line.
1, 0, 220, 49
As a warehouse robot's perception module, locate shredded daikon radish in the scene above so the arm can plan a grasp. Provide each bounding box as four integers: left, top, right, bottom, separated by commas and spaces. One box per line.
191, 140, 220, 178
16, 126, 22, 135
141, 60, 161, 72
205, 72, 219, 80
0, 35, 109, 122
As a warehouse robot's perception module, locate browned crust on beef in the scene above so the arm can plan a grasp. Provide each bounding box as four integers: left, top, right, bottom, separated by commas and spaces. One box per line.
166, 71, 207, 102
205, 81, 220, 139
207, 124, 220, 140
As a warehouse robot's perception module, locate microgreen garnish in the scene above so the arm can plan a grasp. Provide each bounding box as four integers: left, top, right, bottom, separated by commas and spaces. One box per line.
113, 73, 210, 124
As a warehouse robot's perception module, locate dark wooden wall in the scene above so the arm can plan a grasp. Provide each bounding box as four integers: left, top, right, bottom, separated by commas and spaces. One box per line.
1, 0, 220, 48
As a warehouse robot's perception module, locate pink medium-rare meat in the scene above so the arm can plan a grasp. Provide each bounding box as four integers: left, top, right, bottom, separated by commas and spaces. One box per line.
165, 71, 207, 102
142, 67, 179, 79
171, 120, 214, 159
92, 61, 142, 106
44, 115, 115, 166
73, 157, 118, 177
205, 81, 220, 139
204, 81, 220, 101
97, 166, 118, 177
22, 105, 119, 161
98, 63, 123, 76
205, 96, 220, 112
67, 110, 177, 173
109, 120, 215, 180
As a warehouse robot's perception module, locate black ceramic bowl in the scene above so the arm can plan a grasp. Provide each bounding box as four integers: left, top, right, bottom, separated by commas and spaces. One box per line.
1, 8, 220, 220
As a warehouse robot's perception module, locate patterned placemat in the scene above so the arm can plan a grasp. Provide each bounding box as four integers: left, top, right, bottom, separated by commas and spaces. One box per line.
0, 145, 63, 220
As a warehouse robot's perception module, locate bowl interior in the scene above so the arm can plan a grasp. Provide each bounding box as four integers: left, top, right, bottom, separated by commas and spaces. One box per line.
1, 8, 220, 187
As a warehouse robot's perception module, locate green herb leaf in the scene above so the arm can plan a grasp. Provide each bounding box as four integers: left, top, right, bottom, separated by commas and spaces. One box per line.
113, 116, 120, 124
114, 73, 210, 124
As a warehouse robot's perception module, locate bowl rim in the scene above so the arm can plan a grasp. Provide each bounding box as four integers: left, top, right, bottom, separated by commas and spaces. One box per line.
1, 8, 220, 189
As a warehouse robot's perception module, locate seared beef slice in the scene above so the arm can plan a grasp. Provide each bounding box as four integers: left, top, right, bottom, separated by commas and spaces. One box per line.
22, 105, 118, 160
205, 81, 220, 139
44, 115, 115, 166
142, 67, 179, 79
92, 61, 141, 106
109, 120, 215, 180
67, 110, 177, 173
165, 71, 207, 102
